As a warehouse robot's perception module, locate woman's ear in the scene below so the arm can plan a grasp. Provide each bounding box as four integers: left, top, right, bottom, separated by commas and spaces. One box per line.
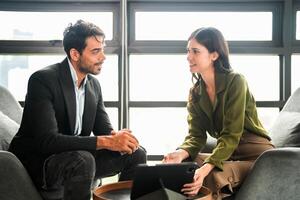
70, 48, 80, 62
211, 51, 219, 61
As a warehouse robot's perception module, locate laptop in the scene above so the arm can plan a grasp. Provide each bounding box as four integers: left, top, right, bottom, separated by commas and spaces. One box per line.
130, 162, 199, 200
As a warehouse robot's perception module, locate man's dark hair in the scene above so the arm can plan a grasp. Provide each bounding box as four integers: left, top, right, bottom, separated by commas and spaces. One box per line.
63, 20, 105, 59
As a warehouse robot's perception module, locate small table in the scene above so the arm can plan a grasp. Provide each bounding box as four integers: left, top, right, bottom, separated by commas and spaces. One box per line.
93, 181, 212, 200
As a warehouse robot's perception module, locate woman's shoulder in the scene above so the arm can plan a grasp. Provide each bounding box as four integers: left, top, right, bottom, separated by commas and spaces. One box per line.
226, 71, 247, 85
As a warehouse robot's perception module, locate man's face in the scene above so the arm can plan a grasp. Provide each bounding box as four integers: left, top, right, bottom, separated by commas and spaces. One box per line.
77, 36, 106, 76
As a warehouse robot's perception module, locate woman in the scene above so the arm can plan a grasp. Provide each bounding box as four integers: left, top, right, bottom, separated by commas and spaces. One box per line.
163, 27, 274, 199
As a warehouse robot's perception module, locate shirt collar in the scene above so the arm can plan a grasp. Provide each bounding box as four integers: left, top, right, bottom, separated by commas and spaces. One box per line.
199, 71, 227, 96
67, 58, 87, 89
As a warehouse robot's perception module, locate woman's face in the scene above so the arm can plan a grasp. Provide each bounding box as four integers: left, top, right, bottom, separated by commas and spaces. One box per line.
186, 38, 217, 74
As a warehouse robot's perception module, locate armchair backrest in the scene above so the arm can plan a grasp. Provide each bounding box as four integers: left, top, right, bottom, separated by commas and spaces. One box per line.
0, 85, 23, 124
282, 88, 300, 113
269, 87, 300, 147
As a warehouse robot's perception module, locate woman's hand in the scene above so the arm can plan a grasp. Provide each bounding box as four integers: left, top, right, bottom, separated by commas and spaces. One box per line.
181, 163, 214, 196
162, 149, 189, 163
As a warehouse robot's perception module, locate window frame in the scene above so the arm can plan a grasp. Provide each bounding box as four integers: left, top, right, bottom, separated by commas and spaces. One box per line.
0, 0, 122, 127
1, 0, 299, 160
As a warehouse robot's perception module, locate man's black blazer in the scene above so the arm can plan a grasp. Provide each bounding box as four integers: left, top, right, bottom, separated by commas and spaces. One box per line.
9, 58, 113, 186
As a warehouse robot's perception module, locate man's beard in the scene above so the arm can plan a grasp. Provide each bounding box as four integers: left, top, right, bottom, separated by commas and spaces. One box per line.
78, 62, 101, 75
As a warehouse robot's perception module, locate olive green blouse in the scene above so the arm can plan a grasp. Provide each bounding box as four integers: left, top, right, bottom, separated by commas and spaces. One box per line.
179, 72, 270, 170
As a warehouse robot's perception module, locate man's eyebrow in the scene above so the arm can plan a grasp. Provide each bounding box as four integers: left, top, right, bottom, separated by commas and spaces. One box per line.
91, 47, 103, 52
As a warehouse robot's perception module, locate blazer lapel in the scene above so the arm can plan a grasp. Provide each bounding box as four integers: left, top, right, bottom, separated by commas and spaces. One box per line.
82, 76, 97, 135
59, 58, 76, 135
198, 72, 227, 120
198, 80, 213, 122
214, 72, 227, 112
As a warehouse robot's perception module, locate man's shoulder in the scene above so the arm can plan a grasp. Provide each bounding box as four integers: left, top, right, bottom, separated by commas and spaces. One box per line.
86, 74, 101, 91
31, 59, 66, 79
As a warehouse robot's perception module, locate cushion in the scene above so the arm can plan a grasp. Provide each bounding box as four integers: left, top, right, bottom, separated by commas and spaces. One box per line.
0, 111, 19, 150
0, 85, 23, 124
282, 123, 300, 147
269, 111, 300, 147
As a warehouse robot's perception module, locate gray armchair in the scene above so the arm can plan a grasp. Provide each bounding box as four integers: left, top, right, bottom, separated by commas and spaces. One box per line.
235, 147, 300, 200
0, 85, 43, 200
1, 84, 300, 200
203, 88, 300, 199
0, 151, 43, 200
234, 88, 300, 200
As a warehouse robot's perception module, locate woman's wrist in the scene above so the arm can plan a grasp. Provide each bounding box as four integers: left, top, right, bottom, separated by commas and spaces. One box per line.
200, 163, 215, 176
176, 149, 190, 161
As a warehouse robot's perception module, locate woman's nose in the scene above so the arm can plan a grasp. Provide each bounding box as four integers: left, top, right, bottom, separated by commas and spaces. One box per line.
187, 52, 192, 61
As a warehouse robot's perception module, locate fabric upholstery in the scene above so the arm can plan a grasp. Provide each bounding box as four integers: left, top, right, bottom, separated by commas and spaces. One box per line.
281, 88, 300, 113
282, 123, 300, 147
0, 85, 43, 199
235, 148, 300, 200
0, 151, 43, 200
269, 111, 300, 147
0, 111, 19, 150
235, 88, 300, 199
268, 87, 300, 147
0, 85, 22, 124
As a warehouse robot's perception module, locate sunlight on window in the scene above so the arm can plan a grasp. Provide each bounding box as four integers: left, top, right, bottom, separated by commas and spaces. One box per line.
5, 55, 65, 100
0, 55, 117, 101
129, 107, 278, 155
130, 55, 192, 101
230, 55, 279, 101
291, 55, 300, 92
93, 55, 118, 101
130, 108, 188, 155
105, 108, 118, 130
136, 12, 272, 41
0, 11, 113, 40
129, 54, 279, 101
296, 11, 300, 40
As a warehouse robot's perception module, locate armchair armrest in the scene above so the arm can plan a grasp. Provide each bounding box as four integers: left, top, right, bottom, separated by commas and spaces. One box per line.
235, 148, 300, 200
0, 151, 42, 200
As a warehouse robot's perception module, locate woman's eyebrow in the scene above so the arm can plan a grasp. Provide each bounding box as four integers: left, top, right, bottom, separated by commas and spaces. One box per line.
187, 47, 201, 51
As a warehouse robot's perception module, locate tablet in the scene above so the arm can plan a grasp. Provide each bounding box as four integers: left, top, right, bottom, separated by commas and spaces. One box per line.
130, 162, 199, 199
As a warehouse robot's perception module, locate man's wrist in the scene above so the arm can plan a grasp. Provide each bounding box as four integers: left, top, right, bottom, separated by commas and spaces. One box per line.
96, 135, 112, 150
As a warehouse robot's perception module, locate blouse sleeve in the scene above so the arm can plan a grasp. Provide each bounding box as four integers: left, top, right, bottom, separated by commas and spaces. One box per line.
178, 101, 208, 160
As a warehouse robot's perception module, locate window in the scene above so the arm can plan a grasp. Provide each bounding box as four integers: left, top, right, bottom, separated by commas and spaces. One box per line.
1, 0, 297, 159
296, 11, 300, 40
130, 108, 187, 155
291, 55, 300, 93
0, 54, 118, 101
130, 55, 191, 101
128, 2, 282, 156
0, 1, 120, 129
0, 11, 113, 40
136, 12, 272, 41
0, 54, 64, 101
230, 55, 279, 101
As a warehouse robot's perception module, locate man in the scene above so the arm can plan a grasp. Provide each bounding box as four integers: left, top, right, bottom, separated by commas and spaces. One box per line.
9, 20, 146, 200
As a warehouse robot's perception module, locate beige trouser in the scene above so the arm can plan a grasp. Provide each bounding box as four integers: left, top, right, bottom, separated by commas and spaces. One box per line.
195, 133, 274, 200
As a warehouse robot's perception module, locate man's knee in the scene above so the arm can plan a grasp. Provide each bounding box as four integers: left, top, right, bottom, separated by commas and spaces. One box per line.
70, 151, 96, 179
